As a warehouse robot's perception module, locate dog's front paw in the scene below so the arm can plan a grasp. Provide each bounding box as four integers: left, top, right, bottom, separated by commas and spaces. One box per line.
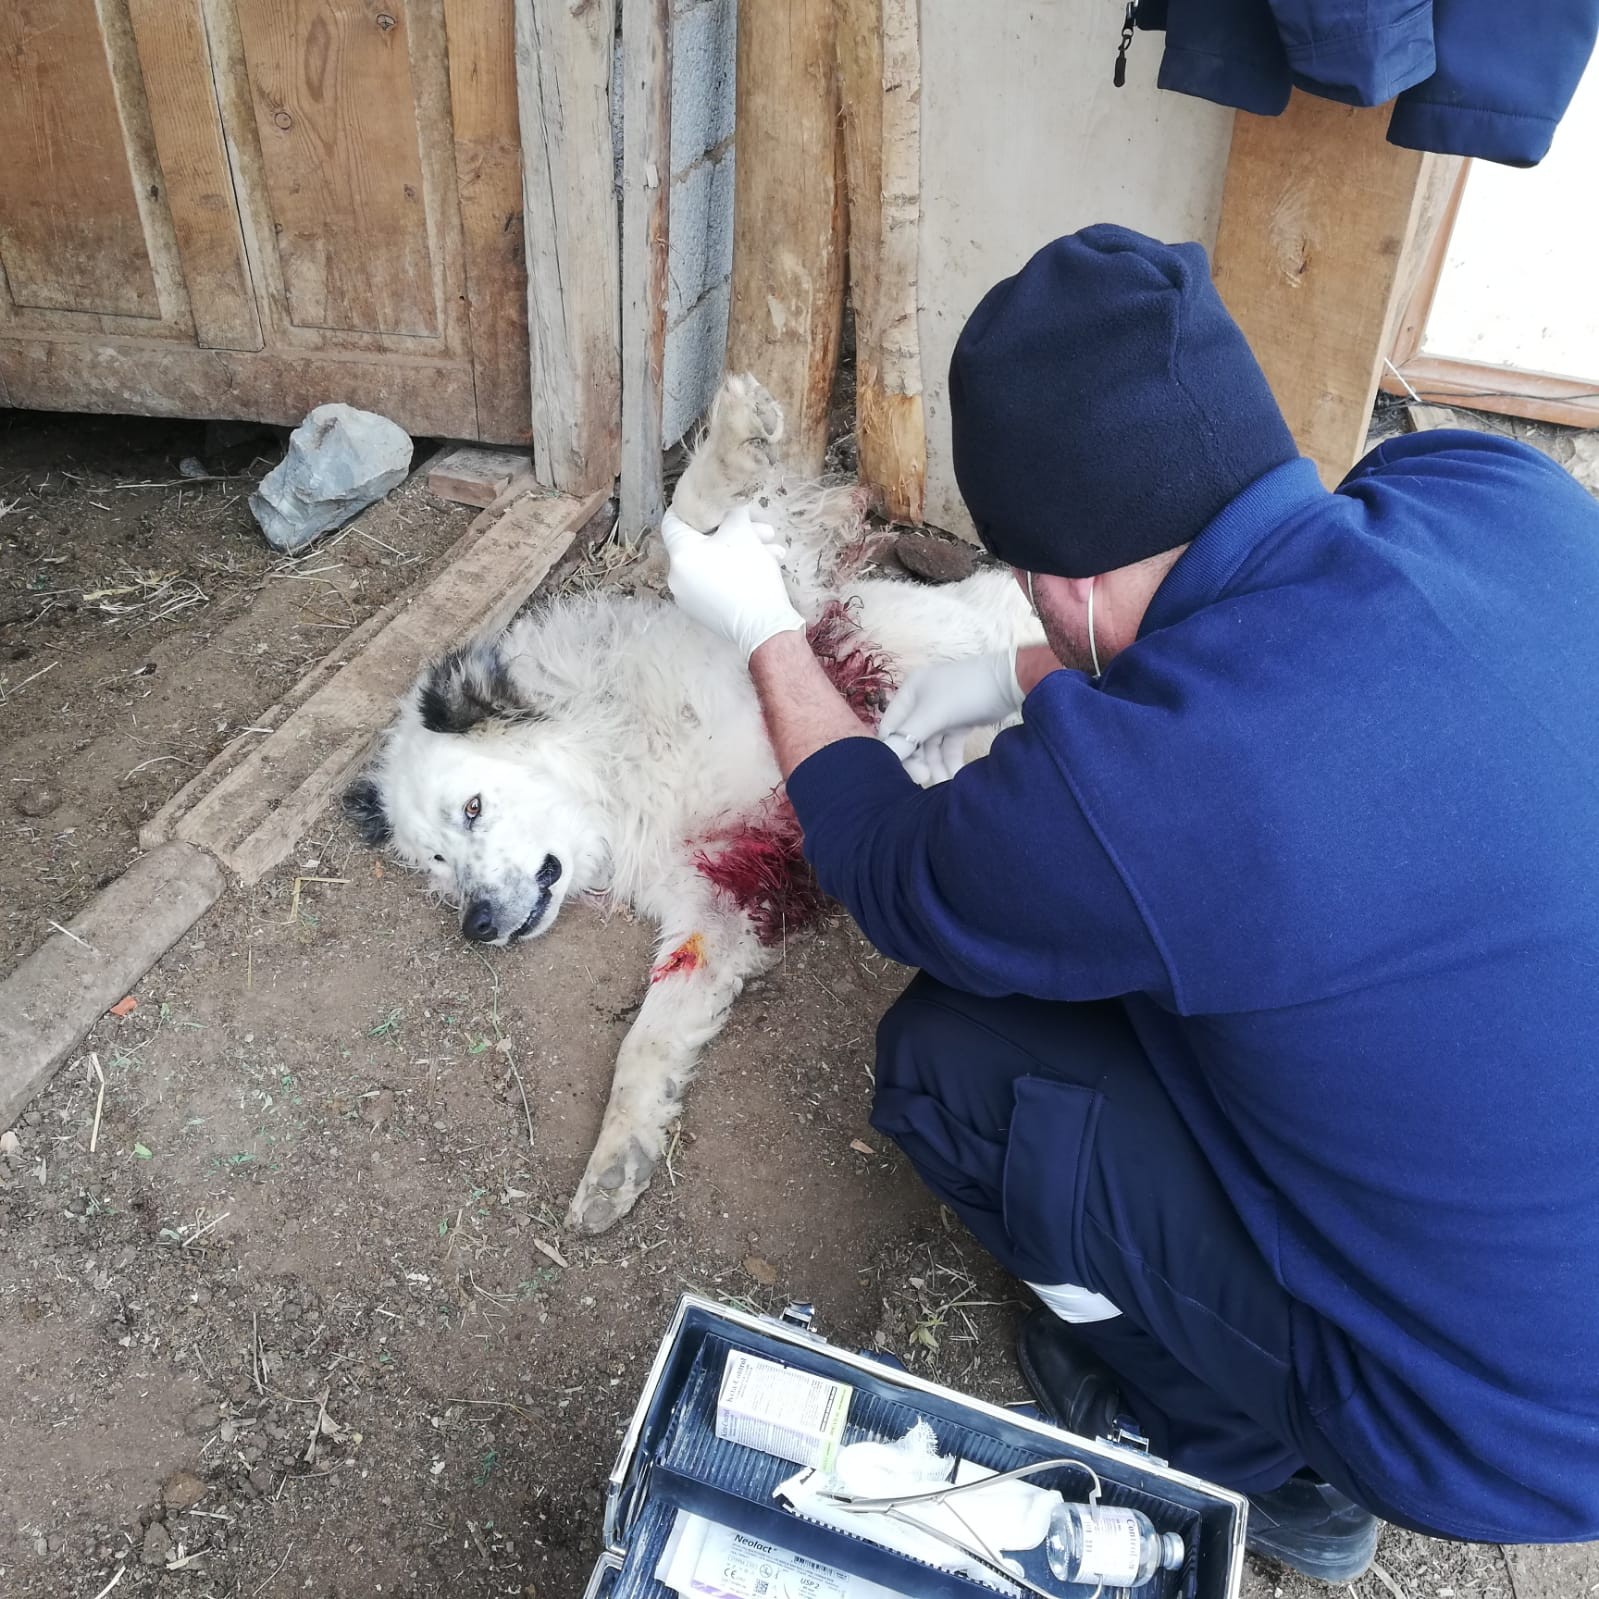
565, 1133, 659, 1235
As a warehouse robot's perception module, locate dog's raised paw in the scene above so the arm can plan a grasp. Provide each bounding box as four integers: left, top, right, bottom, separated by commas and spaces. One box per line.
669, 374, 786, 531
718, 372, 783, 454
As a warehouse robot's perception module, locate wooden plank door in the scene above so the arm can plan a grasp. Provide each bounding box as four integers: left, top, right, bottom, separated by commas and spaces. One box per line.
0, 0, 530, 446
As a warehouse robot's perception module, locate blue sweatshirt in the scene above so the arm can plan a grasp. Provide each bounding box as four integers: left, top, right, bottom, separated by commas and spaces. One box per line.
788, 437, 1599, 1542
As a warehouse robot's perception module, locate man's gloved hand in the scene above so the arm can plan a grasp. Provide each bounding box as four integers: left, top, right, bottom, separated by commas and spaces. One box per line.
879, 650, 1024, 784
660, 503, 805, 662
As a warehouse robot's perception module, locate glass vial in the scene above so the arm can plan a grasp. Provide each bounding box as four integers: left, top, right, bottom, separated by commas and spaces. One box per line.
1044, 1502, 1185, 1588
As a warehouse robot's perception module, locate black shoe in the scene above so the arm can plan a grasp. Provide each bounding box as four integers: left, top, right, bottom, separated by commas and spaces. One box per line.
1246, 1474, 1379, 1583
1015, 1309, 1127, 1440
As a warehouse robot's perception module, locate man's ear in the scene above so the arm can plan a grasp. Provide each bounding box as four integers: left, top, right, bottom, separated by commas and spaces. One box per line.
343, 774, 391, 846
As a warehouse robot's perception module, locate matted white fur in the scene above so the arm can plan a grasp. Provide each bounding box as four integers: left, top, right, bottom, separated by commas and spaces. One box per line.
347, 377, 1040, 1234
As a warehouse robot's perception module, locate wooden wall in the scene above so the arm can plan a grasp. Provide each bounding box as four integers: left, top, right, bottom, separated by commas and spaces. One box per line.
0, 0, 534, 447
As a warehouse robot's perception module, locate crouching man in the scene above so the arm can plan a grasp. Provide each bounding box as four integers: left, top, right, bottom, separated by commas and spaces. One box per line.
659, 225, 1599, 1581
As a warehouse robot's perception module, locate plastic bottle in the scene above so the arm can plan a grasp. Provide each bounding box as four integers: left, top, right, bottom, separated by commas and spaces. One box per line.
1044, 1502, 1185, 1588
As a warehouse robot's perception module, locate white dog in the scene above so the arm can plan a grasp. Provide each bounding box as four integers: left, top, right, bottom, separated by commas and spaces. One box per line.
346, 377, 1039, 1234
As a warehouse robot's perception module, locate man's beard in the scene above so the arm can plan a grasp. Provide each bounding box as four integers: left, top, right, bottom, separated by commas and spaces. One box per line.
1040, 609, 1097, 675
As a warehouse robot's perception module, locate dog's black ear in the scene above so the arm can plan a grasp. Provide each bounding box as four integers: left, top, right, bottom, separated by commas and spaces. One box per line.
417, 644, 535, 735
343, 775, 392, 846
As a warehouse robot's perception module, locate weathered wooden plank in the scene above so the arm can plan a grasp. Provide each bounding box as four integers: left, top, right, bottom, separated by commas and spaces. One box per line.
174, 488, 606, 884
725, 0, 846, 479
514, 0, 622, 493
443, 0, 533, 443
140, 446, 482, 851
1386, 356, 1599, 430
127, 0, 263, 351
836, 0, 924, 523
618, 0, 672, 538
234, 0, 437, 337
1212, 93, 1435, 487
0, 336, 486, 439
1383, 156, 1469, 371
427, 443, 532, 506
0, 0, 160, 319
139, 589, 411, 852
0, 844, 225, 1133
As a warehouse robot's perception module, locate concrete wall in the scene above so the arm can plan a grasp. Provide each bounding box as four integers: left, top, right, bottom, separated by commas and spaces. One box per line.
661, 0, 736, 447
917, 2, 1236, 534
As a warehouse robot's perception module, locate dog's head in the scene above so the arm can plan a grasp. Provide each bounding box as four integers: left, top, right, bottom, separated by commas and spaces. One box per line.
345, 641, 606, 945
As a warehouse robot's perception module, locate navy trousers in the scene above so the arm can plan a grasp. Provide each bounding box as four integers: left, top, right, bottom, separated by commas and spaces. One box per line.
873, 974, 1362, 1500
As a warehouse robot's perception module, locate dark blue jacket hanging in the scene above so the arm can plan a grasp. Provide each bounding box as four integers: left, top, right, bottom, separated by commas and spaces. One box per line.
1132, 0, 1599, 166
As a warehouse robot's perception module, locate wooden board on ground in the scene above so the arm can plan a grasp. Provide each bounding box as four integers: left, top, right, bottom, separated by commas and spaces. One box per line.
427, 444, 534, 507
168, 487, 606, 885
136, 588, 412, 855
0, 844, 225, 1132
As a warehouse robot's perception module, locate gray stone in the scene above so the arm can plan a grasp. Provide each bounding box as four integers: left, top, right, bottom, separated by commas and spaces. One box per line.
249, 404, 412, 553
895, 532, 977, 584
13, 783, 60, 819
140, 1521, 170, 1567
1564, 430, 1599, 494
162, 1470, 207, 1511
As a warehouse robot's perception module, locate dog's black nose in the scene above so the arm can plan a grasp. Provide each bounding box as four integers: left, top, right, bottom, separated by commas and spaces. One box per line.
462, 898, 497, 943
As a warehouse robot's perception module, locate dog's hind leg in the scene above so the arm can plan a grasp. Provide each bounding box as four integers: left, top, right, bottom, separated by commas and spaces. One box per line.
669, 374, 784, 532
566, 910, 764, 1235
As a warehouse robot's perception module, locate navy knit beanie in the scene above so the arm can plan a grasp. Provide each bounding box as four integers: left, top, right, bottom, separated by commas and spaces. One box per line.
949, 225, 1299, 578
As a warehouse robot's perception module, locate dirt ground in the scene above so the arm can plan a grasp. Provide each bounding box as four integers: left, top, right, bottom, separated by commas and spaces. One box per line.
1, 409, 1594, 1599
0, 410, 476, 975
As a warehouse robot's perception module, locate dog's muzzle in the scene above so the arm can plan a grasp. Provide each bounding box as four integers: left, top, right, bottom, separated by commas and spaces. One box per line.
462, 855, 563, 944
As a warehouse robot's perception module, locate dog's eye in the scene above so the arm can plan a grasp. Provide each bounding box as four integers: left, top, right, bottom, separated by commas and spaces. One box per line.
464, 795, 482, 823
433, 854, 445, 864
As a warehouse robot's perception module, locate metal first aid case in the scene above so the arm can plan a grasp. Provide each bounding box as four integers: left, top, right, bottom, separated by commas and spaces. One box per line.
584, 1294, 1248, 1599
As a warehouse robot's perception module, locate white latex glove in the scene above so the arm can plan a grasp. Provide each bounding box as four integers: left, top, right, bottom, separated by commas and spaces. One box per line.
660, 503, 805, 661
879, 650, 1023, 784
